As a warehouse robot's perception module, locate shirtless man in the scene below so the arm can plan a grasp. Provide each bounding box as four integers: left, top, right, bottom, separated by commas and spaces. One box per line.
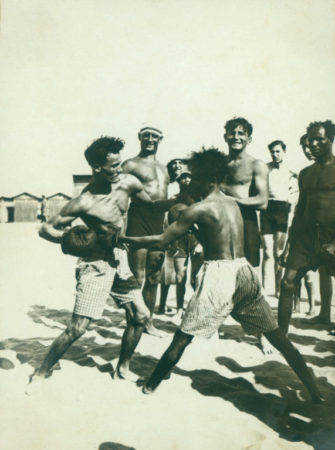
122, 124, 170, 336
120, 148, 323, 402
221, 117, 269, 351
260, 140, 298, 297
30, 136, 152, 384
279, 121, 335, 334
221, 117, 268, 268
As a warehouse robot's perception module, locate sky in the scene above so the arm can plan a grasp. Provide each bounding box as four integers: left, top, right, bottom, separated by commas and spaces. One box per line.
1, 0, 335, 197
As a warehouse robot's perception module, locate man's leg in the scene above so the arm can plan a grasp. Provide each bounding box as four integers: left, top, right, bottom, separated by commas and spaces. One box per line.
190, 249, 203, 291
115, 298, 149, 381
142, 250, 165, 336
158, 281, 170, 314
143, 330, 193, 393
264, 328, 324, 403
308, 266, 332, 324
274, 231, 287, 298
31, 314, 91, 381
278, 268, 301, 335
261, 234, 274, 294
174, 257, 187, 319
304, 271, 316, 316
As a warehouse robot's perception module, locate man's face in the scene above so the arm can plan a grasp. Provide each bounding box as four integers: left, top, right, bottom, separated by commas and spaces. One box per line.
224, 125, 251, 152
301, 144, 314, 161
178, 173, 192, 187
308, 126, 333, 160
171, 159, 184, 179
96, 152, 122, 183
270, 144, 285, 164
139, 131, 162, 153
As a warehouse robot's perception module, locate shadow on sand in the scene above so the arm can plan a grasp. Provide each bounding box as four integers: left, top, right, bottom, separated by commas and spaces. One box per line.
1, 305, 335, 449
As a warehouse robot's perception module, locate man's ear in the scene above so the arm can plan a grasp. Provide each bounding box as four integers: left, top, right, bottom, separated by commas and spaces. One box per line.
159, 135, 163, 142
92, 164, 101, 173
247, 135, 252, 144
223, 133, 228, 143
138, 132, 141, 141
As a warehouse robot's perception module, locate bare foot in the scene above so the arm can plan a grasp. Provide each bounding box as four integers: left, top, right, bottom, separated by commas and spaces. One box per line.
173, 309, 183, 322
113, 368, 139, 383
142, 385, 155, 395
157, 307, 166, 315
145, 323, 167, 338
328, 329, 335, 336
305, 309, 316, 316
25, 370, 47, 395
305, 315, 331, 325
258, 336, 273, 355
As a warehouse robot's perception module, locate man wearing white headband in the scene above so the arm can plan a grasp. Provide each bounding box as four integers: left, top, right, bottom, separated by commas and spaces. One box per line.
122, 123, 170, 337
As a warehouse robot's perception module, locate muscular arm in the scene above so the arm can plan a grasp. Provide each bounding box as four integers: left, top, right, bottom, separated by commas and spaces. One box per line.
235, 160, 269, 210
120, 206, 197, 250
39, 197, 87, 243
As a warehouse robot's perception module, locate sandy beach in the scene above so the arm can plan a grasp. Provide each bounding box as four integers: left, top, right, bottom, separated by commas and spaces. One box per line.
0, 223, 335, 450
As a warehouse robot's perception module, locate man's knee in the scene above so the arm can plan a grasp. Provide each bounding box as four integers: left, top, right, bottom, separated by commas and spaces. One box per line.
263, 246, 272, 260
133, 310, 150, 327
176, 267, 187, 284
146, 269, 162, 285
66, 319, 88, 340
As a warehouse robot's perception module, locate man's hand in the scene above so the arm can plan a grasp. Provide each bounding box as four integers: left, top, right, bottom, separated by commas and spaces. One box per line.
278, 244, 290, 267
321, 241, 335, 258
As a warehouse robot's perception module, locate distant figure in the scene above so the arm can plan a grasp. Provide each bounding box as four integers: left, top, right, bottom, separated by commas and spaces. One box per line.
279, 121, 335, 334
120, 148, 324, 403
0, 198, 7, 223
122, 124, 170, 337
37, 195, 47, 223
260, 140, 298, 298
30, 136, 155, 385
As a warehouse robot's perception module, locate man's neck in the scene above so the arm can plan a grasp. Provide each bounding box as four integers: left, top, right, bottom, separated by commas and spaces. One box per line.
316, 151, 335, 166
138, 150, 157, 160
89, 177, 113, 194
228, 147, 247, 160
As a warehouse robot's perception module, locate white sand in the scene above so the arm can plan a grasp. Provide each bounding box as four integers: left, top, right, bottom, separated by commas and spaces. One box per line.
0, 223, 334, 450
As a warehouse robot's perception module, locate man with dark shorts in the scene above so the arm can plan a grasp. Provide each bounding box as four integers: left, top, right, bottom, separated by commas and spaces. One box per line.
122, 124, 170, 337
260, 140, 298, 297
29, 137, 153, 386
120, 148, 324, 403
221, 117, 268, 268
279, 121, 335, 334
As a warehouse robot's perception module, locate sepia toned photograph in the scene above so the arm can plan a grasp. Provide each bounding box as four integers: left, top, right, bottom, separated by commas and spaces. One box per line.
0, 1, 335, 449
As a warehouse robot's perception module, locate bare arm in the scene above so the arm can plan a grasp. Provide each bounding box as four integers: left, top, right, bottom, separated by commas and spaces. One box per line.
120, 206, 197, 250
235, 160, 269, 210
39, 197, 87, 244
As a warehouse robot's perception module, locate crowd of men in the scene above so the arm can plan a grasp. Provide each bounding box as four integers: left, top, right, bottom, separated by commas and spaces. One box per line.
28, 118, 335, 403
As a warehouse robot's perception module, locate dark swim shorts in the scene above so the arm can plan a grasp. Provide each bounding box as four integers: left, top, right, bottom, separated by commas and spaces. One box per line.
260, 200, 291, 235
126, 203, 165, 237
287, 224, 335, 276
239, 205, 261, 268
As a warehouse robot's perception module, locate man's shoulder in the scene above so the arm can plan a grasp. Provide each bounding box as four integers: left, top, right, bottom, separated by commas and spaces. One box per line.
249, 155, 268, 173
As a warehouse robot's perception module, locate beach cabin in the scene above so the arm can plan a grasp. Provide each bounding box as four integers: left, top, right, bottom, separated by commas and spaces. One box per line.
46, 193, 71, 218
13, 192, 41, 222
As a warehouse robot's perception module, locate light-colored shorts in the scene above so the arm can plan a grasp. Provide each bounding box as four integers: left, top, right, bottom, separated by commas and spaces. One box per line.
181, 257, 277, 338
74, 248, 141, 320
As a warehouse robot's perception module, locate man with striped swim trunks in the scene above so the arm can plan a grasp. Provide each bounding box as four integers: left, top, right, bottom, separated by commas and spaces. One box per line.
29, 136, 160, 385
120, 148, 324, 402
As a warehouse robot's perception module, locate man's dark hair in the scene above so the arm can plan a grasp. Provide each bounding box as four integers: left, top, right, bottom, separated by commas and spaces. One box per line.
306, 120, 335, 143
224, 117, 253, 136
84, 136, 125, 167
167, 158, 189, 181
61, 226, 103, 258
189, 147, 228, 184
268, 140, 286, 151
299, 134, 308, 147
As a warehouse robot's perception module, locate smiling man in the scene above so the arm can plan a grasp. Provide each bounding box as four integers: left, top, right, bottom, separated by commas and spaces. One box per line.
122, 124, 170, 337
278, 120, 335, 334
30, 136, 154, 385
221, 117, 268, 269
